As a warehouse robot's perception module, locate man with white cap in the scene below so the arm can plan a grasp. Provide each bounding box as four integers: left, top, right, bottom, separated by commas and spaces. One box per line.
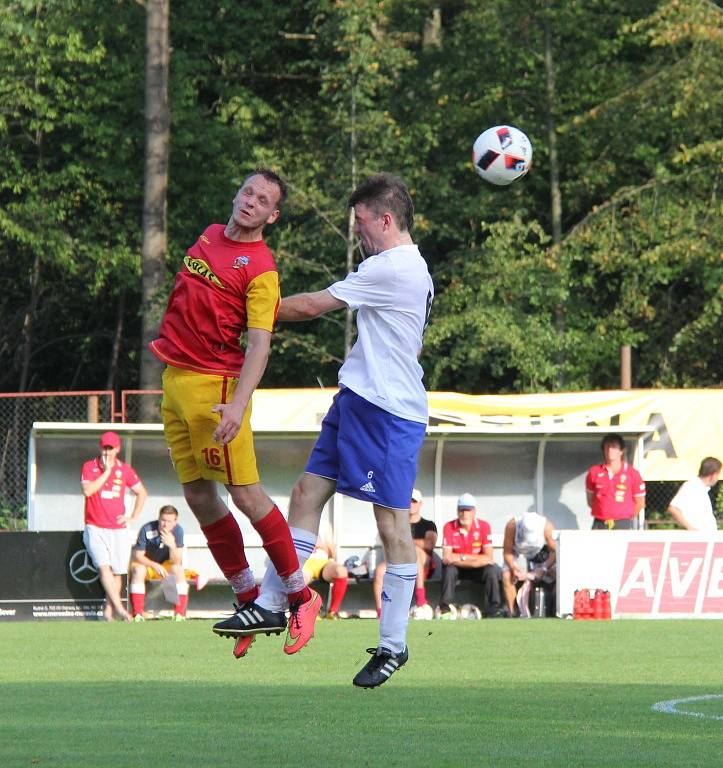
501, 511, 556, 617
80, 431, 148, 621
439, 493, 505, 618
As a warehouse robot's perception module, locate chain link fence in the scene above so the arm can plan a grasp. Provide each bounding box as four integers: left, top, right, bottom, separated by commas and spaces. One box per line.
121, 390, 163, 424
0, 392, 115, 529
645, 480, 722, 528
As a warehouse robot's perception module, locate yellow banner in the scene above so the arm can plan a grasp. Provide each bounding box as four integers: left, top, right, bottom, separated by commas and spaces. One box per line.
252, 389, 723, 481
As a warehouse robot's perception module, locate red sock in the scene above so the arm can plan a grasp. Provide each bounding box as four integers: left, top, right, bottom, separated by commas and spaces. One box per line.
415, 586, 427, 607
130, 592, 145, 616
201, 513, 257, 603
252, 506, 310, 605
175, 594, 188, 616
329, 577, 348, 614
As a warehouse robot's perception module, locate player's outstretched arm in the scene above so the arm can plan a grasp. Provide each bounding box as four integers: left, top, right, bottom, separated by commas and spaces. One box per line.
212, 328, 272, 445
278, 289, 346, 322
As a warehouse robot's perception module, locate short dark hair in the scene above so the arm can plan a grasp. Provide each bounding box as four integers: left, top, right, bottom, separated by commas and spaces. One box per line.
699, 457, 722, 478
601, 433, 626, 452
158, 505, 178, 518
243, 167, 288, 208
348, 172, 414, 232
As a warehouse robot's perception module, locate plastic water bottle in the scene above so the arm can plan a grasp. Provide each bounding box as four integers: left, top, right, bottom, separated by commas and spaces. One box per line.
365, 546, 378, 578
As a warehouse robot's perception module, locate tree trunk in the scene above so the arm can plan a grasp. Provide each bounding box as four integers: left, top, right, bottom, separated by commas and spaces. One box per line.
543, 3, 564, 388
139, 0, 170, 421
106, 291, 126, 392
345, 83, 358, 360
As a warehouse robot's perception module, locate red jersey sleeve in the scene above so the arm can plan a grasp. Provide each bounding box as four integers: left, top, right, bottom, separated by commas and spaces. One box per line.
442, 521, 455, 547
585, 466, 596, 493
631, 467, 646, 497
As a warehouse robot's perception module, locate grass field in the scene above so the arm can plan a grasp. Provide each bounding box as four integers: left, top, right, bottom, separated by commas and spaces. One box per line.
1, 618, 722, 768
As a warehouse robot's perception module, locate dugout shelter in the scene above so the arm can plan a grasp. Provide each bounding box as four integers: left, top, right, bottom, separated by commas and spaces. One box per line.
27, 419, 651, 573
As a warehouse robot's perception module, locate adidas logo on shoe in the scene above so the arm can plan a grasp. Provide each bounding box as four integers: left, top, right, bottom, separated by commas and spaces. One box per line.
353, 646, 409, 689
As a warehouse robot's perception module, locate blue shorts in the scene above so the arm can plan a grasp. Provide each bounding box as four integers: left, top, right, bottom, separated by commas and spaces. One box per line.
305, 388, 426, 510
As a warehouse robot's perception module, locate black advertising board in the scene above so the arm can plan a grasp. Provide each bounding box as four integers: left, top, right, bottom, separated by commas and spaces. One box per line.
0, 532, 107, 621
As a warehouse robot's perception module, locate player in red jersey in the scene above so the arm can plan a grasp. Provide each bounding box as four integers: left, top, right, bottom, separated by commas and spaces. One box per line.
81, 430, 148, 622
585, 433, 646, 529
150, 169, 318, 656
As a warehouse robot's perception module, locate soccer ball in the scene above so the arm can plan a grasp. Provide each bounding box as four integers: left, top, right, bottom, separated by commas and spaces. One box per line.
472, 125, 533, 186
411, 603, 435, 620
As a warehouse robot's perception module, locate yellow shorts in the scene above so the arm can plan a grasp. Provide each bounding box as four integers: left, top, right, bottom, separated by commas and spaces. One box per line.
144, 560, 199, 582
303, 556, 330, 582
161, 366, 259, 486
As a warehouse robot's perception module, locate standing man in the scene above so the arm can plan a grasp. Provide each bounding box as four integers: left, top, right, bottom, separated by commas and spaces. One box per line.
586, 433, 646, 530
668, 457, 721, 531
251, 173, 433, 687
149, 169, 316, 657
81, 430, 147, 622
438, 493, 505, 619
129, 504, 188, 622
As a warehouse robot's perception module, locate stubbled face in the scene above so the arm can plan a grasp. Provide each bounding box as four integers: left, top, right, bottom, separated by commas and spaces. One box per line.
457, 507, 476, 527
409, 499, 422, 520
231, 174, 281, 231
158, 513, 177, 534
352, 202, 387, 257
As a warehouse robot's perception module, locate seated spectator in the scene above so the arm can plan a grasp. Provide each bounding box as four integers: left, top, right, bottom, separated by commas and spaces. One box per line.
438, 493, 505, 618
501, 511, 556, 617
373, 488, 437, 619
302, 519, 349, 619
129, 505, 189, 622
668, 457, 721, 531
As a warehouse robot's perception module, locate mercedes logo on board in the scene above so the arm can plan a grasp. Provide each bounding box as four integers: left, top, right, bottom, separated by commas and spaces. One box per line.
69, 549, 99, 584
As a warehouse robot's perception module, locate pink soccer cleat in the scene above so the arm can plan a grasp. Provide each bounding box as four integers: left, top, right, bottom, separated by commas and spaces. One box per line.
283, 589, 322, 655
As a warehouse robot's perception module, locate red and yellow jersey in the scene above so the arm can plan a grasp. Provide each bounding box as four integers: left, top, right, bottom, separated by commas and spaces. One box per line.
442, 518, 492, 555
586, 462, 646, 521
150, 224, 280, 377
81, 458, 141, 529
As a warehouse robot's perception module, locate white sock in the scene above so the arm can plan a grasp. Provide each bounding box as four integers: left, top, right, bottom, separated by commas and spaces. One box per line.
379, 562, 416, 654
256, 526, 316, 612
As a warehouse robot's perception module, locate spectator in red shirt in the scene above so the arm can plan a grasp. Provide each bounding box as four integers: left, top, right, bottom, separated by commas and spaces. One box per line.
586, 433, 646, 530
438, 493, 505, 618
81, 431, 148, 621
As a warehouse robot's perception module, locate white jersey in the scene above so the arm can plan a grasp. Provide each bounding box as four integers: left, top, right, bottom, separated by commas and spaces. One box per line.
669, 477, 717, 532
328, 244, 433, 424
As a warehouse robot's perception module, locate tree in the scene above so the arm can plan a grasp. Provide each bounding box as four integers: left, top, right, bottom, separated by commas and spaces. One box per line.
138, 0, 170, 417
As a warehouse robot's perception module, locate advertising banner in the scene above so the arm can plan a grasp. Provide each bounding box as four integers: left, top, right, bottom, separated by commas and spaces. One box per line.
250, 388, 723, 481
0, 532, 105, 621
557, 530, 723, 618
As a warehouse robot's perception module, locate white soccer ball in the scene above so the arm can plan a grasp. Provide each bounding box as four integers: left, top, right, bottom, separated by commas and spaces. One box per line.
472, 125, 533, 186
459, 603, 482, 620
411, 603, 435, 620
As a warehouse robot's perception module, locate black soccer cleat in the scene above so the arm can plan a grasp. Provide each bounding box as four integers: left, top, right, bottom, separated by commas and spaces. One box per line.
352, 646, 409, 689
212, 601, 287, 638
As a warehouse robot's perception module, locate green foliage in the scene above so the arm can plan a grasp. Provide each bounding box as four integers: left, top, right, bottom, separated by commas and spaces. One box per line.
0, 0, 720, 393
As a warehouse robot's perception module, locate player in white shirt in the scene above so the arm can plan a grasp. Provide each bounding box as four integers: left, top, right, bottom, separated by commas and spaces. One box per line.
668, 457, 721, 532
252, 173, 433, 687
